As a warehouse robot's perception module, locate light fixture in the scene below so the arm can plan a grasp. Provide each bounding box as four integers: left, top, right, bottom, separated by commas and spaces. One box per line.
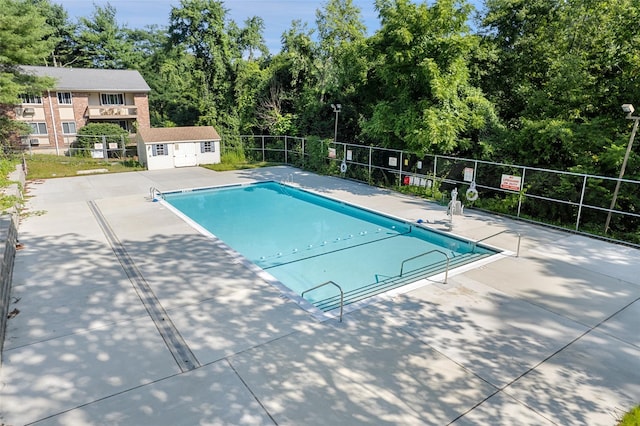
605, 103, 639, 233
331, 104, 341, 143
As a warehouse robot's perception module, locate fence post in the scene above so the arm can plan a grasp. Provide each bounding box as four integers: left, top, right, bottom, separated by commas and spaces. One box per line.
433, 155, 438, 182
102, 135, 107, 159
261, 135, 265, 162
399, 151, 404, 186
576, 175, 588, 231
284, 135, 288, 164
517, 167, 526, 218
121, 135, 126, 158
368, 146, 373, 183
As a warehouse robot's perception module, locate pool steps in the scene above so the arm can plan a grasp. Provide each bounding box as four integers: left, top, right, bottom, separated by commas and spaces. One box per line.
311, 251, 493, 312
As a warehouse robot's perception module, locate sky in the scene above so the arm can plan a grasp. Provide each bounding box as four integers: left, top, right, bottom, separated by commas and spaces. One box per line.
55, 0, 383, 53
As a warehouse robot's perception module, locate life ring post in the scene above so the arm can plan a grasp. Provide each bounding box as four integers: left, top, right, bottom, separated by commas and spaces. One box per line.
466, 181, 479, 202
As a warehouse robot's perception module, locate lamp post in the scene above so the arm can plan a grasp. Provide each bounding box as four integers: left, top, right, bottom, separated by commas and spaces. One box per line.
331, 103, 341, 143
605, 104, 639, 234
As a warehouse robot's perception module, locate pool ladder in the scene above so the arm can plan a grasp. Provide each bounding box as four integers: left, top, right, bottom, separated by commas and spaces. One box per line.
302, 281, 344, 322
400, 249, 450, 284
150, 186, 164, 201
281, 173, 294, 184
279, 174, 294, 196
472, 230, 522, 257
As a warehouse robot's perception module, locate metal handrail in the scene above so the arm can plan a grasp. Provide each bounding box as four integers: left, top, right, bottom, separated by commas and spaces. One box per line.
400, 249, 449, 284
473, 230, 521, 257
281, 173, 294, 185
150, 187, 164, 201
302, 281, 344, 322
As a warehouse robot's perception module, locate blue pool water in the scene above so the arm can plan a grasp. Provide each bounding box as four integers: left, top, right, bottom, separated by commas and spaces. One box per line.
163, 182, 497, 311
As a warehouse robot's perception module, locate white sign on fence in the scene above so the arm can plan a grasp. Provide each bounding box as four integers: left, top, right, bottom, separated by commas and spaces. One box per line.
500, 174, 522, 191
463, 167, 474, 182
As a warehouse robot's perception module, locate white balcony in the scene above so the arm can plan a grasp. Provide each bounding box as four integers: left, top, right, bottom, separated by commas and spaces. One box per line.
87, 106, 138, 119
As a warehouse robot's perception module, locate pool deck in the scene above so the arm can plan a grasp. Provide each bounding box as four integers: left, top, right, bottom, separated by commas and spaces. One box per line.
1, 166, 639, 425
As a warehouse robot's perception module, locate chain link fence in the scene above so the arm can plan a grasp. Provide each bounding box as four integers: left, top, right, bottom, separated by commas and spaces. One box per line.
66, 134, 129, 159
233, 135, 640, 246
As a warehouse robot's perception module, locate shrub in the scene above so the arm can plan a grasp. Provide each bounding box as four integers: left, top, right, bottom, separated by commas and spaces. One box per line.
75, 123, 129, 156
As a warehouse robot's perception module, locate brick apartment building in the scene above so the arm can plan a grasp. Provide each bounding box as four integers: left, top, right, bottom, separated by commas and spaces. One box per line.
11, 66, 151, 154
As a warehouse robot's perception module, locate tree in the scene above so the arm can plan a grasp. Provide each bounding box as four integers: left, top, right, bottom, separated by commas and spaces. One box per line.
0, 0, 55, 104
0, 0, 55, 149
72, 3, 135, 69
479, 0, 640, 172
360, 0, 498, 155
28, 0, 77, 67
75, 123, 128, 157
168, 0, 240, 132
237, 16, 268, 61
314, 0, 367, 103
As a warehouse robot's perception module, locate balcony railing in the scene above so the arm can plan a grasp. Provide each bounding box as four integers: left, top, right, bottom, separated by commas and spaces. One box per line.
87, 106, 138, 119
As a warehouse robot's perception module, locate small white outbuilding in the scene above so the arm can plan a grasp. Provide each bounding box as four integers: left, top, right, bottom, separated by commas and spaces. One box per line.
136, 126, 221, 170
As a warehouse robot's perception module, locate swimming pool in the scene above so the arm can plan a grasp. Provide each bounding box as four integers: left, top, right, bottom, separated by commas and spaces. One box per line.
162, 182, 497, 312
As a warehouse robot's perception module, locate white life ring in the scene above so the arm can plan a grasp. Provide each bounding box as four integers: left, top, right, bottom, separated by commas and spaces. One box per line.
466, 187, 479, 201
340, 162, 347, 173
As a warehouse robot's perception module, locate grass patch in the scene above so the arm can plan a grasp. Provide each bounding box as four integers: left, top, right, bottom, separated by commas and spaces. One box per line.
203, 161, 280, 172
25, 154, 144, 179
0, 155, 23, 213
619, 405, 640, 425
202, 149, 281, 171
0, 157, 19, 186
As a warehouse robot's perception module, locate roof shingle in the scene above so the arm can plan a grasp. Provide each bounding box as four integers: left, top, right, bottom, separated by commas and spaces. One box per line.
137, 126, 221, 143
20, 65, 151, 92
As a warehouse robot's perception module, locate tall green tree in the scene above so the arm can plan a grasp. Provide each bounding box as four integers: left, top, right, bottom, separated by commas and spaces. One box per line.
360, 0, 498, 155
479, 0, 640, 172
0, 0, 55, 104
314, 0, 367, 103
251, 20, 312, 135
72, 3, 135, 69
261, 1, 369, 138
0, 0, 55, 148
27, 0, 76, 67
168, 0, 240, 132
237, 16, 268, 61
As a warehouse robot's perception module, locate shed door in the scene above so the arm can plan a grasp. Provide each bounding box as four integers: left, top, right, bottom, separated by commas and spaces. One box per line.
174, 142, 197, 167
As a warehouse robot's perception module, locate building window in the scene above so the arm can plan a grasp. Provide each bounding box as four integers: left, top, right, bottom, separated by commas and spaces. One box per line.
152, 144, 167, 156
57, 92, 72, 104
62, 122, 77, 134
115, 120, 129, 132
19, 94, 42, 104
101, 93, 124, 105
29, 122, 48, 135
201, 141, 214, 153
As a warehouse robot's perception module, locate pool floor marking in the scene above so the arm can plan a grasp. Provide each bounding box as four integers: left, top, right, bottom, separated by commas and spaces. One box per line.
261, 228, 413, 270
88, 201, 201, 372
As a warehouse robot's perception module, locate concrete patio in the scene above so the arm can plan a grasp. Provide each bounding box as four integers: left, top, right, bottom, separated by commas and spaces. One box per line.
1, 166, 638, 425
